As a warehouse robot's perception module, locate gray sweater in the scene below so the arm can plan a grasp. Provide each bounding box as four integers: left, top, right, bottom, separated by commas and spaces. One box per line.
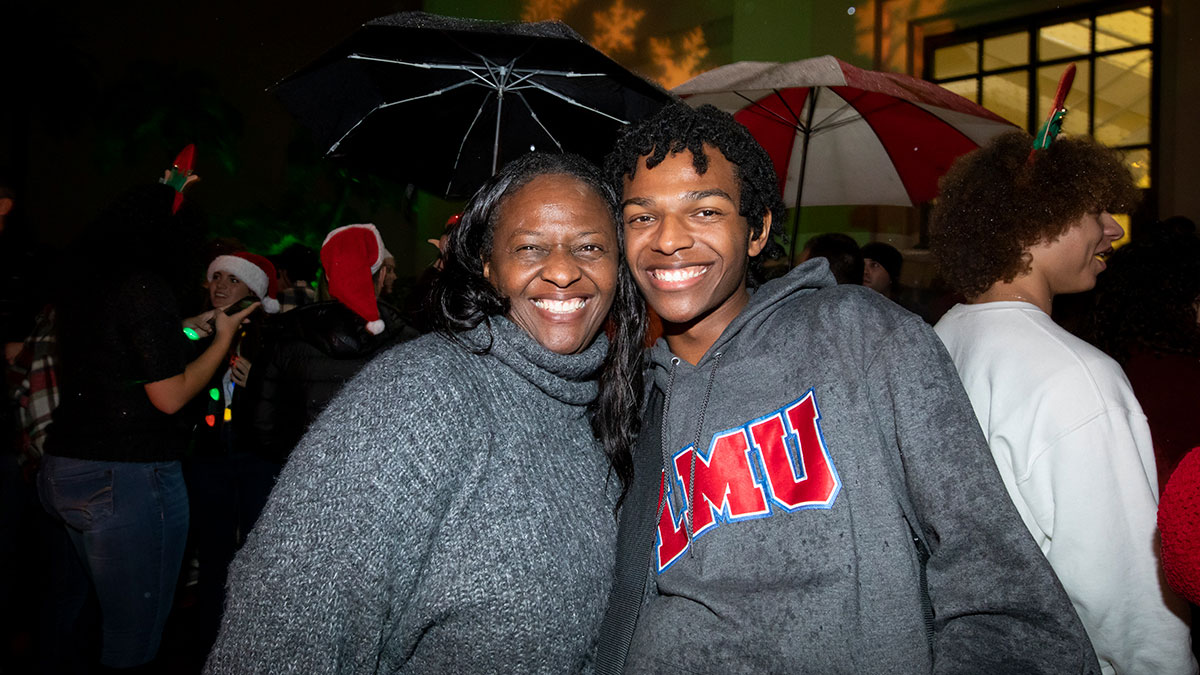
623, 260, 1099, 674
205, 317, 618, 674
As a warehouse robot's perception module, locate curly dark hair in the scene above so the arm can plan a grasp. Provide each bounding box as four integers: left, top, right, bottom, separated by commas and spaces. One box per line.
604, 103, 787, 286
930, 130, 1141, 299
1091, 220, 1200, 363
429, 152, 646, 510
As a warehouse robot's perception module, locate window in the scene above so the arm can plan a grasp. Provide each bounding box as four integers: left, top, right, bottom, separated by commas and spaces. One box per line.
925, 3, 1154, 191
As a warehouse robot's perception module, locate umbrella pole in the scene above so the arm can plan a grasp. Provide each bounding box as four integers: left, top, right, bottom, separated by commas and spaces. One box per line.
788, 203, 805, 267
493, 90, 504, 176
787, 88, 819, 268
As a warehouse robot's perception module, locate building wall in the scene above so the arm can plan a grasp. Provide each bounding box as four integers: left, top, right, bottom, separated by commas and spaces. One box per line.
1158, 0, 1200, 223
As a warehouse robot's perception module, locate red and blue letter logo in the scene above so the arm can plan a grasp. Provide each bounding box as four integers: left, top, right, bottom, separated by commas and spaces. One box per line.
655, 390, 840, 573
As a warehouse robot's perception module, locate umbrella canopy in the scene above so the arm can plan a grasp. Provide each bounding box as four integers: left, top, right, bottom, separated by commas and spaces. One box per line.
275, 11, 673, 199
674, 56, 1017, 209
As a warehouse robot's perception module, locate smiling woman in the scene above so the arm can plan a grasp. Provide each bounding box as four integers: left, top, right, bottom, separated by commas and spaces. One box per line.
207, 153, 647, 674
208, 270, 250, 309
483, 173, 619, 355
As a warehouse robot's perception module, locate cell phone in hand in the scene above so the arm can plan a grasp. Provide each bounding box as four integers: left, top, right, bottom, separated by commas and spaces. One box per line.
224, 297, 259, 316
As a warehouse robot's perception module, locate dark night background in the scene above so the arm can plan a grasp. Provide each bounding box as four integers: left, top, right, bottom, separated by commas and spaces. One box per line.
0, 0, 471, 276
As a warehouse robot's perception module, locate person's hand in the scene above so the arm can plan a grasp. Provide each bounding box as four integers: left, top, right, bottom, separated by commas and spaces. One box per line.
4, 342, 23, 365
182, 310, 217, 339
213, 301, 260, 340
230, 355, 252, 387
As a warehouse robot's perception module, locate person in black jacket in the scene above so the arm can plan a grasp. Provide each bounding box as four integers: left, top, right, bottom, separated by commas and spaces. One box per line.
245, 223, 417, 467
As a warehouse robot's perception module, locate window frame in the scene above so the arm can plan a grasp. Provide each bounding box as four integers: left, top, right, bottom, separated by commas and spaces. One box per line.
922, 0, 1159, 208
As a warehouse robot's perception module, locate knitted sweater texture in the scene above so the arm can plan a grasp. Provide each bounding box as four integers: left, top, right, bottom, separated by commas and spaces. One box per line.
205, 317, 618, 674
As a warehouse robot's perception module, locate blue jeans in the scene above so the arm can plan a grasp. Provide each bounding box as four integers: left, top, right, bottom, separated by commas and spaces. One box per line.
37, 455, 189, 668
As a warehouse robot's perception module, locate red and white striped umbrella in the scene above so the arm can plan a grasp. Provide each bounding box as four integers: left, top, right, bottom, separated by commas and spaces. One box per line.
674, 56, 1016, 254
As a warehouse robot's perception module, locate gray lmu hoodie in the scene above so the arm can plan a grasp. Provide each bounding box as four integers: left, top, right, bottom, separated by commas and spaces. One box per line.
622, 259, 1100, 674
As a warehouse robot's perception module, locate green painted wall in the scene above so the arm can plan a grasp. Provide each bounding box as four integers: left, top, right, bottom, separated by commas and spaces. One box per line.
731, 0, 810, 61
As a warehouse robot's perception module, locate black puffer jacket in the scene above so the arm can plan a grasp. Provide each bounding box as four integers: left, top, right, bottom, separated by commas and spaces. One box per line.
245, 300, 417, 462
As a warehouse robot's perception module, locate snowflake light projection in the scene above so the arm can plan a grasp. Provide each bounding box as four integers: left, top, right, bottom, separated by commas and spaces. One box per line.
853, 0, 947, 72
650, 26, 709, 89
521, 0, 582, 22
592, 0, 646, 54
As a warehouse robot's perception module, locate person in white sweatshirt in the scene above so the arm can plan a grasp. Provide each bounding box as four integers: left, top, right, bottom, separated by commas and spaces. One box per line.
930, 130, 1196, 675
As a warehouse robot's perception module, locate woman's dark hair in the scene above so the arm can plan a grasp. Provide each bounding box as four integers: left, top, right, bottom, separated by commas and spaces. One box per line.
429, 152, 646, 509
930, 130, 1141, 299
604, 103, 787, 286
1091, 220, 1200, 363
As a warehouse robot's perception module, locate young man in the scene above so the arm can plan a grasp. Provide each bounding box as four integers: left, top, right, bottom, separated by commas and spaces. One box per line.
931, 131, 1196, 675
596, 104, 1099, 674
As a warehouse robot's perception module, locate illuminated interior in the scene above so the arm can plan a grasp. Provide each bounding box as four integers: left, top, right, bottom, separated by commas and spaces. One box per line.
929, 6, 1153, 189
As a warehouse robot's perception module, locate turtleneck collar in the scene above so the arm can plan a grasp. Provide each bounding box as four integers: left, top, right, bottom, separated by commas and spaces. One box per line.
457, 315, 607, 407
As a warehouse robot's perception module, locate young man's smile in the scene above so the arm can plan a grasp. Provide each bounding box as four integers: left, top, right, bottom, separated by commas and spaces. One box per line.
645, 263, 711, 288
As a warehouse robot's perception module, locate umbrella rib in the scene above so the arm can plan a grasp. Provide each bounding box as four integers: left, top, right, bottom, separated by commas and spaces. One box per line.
479, 57, 515, 176
327, 78, 485, 153
481, 55, 513, 90
514, 90, 565, 152
771, 88, 804, 129
346, 54, 613, 95
493, 82, 504, 175
376, 78, 483, 108
348, 54, 501, 89
808, 97, 866, 135
467, 65, 501, 88
447, 90, 497, 195
729, 89, 883, 137
350, 54, 491, 74
732, 91, 810, 133
509, 68, 613, 81
521, 79, 629, 124
807, 95, 956, 138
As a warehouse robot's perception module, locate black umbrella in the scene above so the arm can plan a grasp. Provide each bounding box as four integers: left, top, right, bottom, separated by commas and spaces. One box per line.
274, 11, 673, 199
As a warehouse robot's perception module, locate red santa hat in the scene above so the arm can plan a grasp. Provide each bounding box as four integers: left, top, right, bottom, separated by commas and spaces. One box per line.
321, 223, 386, 335
206, 252, 280, 313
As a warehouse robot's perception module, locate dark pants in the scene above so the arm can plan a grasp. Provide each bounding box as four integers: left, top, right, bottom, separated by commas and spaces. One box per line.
37, 456, 189, 669
183, 451, 281, 654
1, 451, 96, 675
